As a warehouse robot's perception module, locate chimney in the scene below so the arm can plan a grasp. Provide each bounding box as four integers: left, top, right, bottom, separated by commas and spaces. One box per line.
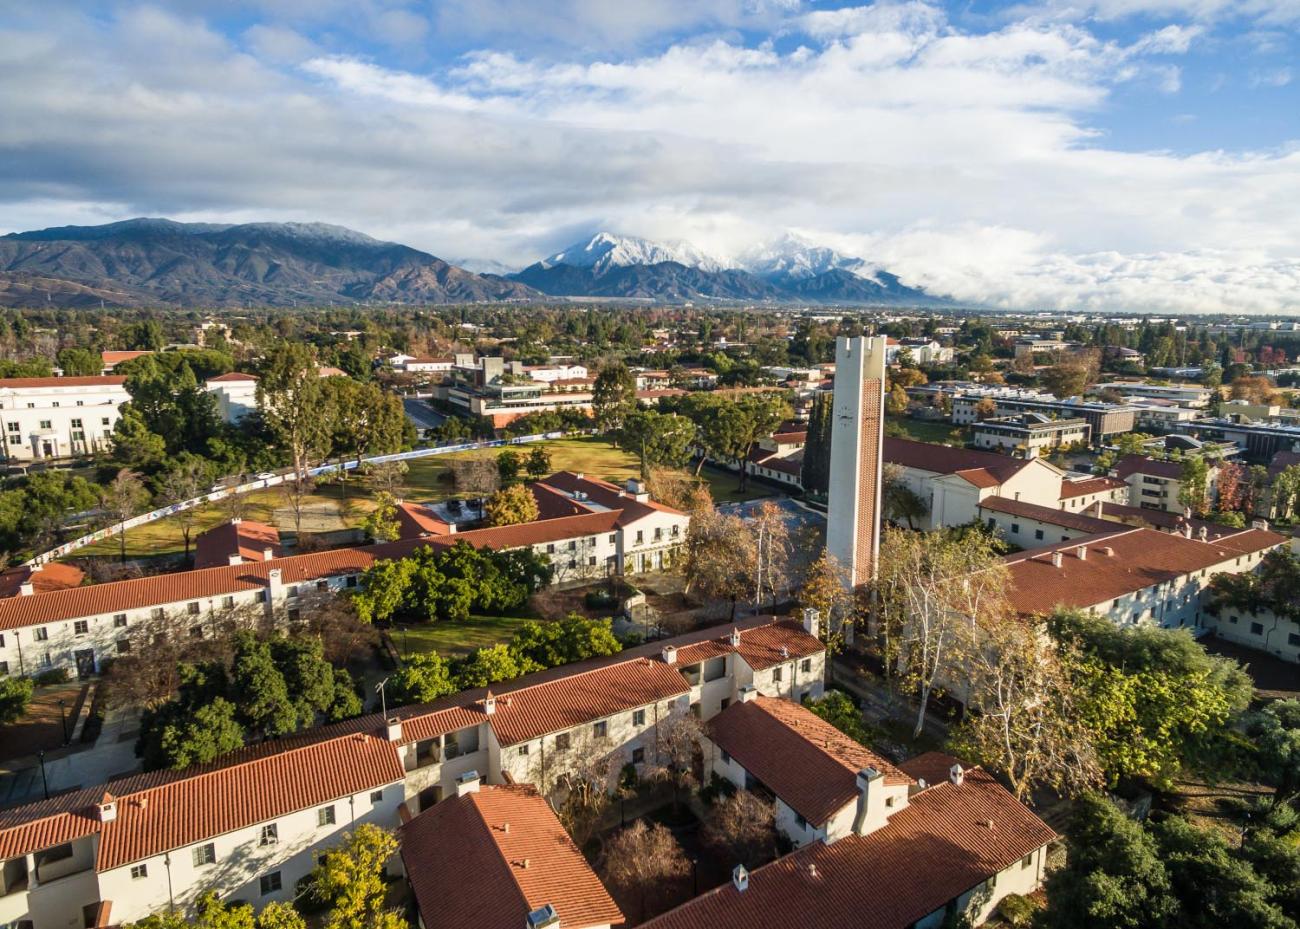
737, 685, 758, 703
802, 608, 820, 639
1198, 526, 1209, 542
455, 770, 481, 797
29, 563, 41, 573
448, 522, 457, 535
1101, 546, 1115, 557
263, 547, 274, 561
484, 691, 497, 715
729, 627, 742, 648
231, 517, 241, 525
574, 473, 584, 481
661, 645, 678, 665
525, 904, 560, 929
949, 763, 965, 786
1076, 546, 1087, 561
1050, 551, 1063, 568
732, 864, 750, 893
1252, 518, 1270, 531
267, 568, 283, 601
625, 478, 649, 502
386, 717, 402, 742
852, 766, 884, 836
97, 794, 117, 822
228, 553, 243, 566
1182, 523, 1193, 539
18, 582, 34, 596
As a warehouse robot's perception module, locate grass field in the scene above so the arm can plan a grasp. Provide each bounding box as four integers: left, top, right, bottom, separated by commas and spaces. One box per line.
891, 417, 962, 445
392, 615, 536, 657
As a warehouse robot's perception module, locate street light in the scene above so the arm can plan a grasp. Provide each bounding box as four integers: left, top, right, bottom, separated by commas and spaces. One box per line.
37, 750, 49, 800
58, 699, 68, 745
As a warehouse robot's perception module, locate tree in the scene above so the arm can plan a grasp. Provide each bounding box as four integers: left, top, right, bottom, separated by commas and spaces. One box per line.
101, 469, 151, 562
524, 445, 552, 480
797, 552, 854, 656
592, 362, 638, 434
973, 397, 998, 420
484, 483, 540, 527
619, 410, 696, 477
110, 407, 169, 473
681, 507, 755, 618
57, 347, 102, 376
510, 615, 622, 669
700, 790, 777, 870
882, 462, 929, 529
126, 890, 307, 929
304, 824, 409, 929
497, 449, 522, 485
1243, 700, 1300, 803
452, 644, 530, 689
362, 492, 401, 543
323, 377, 406, 466
1230, 375, 1281, 405
807, 690, 871, 744
1178, 456, 1210, 516
0, 676, 33, 725
157, 455, 213, 564
389, 653, 457, 705
885, 382, 910, 415
645, 712, 704, 813
258, 343, 329, 481
600, 820, 691, 923
278, 474, 316, 537
748, 500, 792, 612
361, 460, 409, 497
800, 392, 832, 495
451, 456, 499, 516
1041, 356, 1095, 399
138, 697, 246, 771
645, 467, 714, 516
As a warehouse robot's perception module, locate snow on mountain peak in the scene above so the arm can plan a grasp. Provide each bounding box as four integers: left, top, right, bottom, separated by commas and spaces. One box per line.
542, 233, 725, 275
737, 233, 871, 280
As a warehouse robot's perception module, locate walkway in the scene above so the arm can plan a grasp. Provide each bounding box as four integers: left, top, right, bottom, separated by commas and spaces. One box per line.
0, 703, 141, 808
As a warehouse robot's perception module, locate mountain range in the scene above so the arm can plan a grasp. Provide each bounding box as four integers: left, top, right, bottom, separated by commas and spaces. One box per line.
0, 220, 944, 308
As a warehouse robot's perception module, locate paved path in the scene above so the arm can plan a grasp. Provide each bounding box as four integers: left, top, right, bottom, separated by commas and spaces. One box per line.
402, 398, 445, 431
0, 705, 141, 807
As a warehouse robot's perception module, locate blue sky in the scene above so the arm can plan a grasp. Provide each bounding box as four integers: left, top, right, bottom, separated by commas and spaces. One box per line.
1, 1, 1298, 311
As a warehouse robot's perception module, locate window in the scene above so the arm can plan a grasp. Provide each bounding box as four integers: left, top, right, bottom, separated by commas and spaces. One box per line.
800, 658, 812, 673
568, 540, 576, 551
518, 743, 530, 756
1034, 529, 1044, 541
588, 556, 596, 566
260, 872, 282, 896
151, 608, 164, 620
287, 609, 301, 623
795, 813, 807, 830
113, 614, 127, 628
593, 720, 607, 738
222, 596, 235, 609
189, 625, 204, 639
370, 790, 384, 804
131, 864, 148, 880
1289, 633, 1300, 647
259, 824, 278, 846
720, 749, 731, 765
38, 420, 51, 430
73, 620, 88, 636
632, 709, 646, 727
632, 747, 645, 764
773, 666, 783, 683
1021, 853, 1034, 869
1229, 615, 1238, 624
654, 527, 662, 541
555, 733, 571, 751
1011, 523, 1020, 534
6, 422, 16, 433
193, 844, 216, 867
546, 543, 555, 554
608, 534, 616, 543
635, 530, 644, 544
0, 661, 7, 675
316, 580, 329, 591
117, 639, 131, 655
318, 805, 336, 827
1251, 622, 1264, 636
102, 417, 110, 426
187, 602, 200, 615
346, 576, 358, 588
70, 418, 82, 429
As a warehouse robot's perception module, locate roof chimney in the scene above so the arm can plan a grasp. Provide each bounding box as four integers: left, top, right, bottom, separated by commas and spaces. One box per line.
228, 553, 243, 566
263, 547, 274, 561
737, 685, 758, 703
97, 794, 117, 822
385, 717, 402, 742
18, 581, 34, 596
484, 691, 497, 715
1182, 523, 1193, 539
1101, 545, 1115, 557
852, 766, 884, 836
1198, 526, 1208, 542
267, 568, 282, 601
801, 608, 820, 639
525, 904, 560, 929
729, 627, 742, 648
949, 763, 965, 786
661, 645, 678, 665
732, 864, 750, 893
1252, 518, 1270, 531
455, 770, 481, 797
1050, 551, 1063, 568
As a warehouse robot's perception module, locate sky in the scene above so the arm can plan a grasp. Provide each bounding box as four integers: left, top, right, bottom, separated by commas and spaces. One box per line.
0, 0, 1298, 313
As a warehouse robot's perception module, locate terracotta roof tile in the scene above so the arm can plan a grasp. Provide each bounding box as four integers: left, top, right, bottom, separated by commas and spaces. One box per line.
977, 496, 1123, 534
1112, 454, 1185, 481
883, 438, 1031, 484
708, 698, 912, 826
0, 562, 84, 598
193, 520, 283, 569
205, 372, 257, 383
643, 767, 1056, 929
0, 376, 127, 389
1059, 476, 1127, 499
401, 785, 622, 929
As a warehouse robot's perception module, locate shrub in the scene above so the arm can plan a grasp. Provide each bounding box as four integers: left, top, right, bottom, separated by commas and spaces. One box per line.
0, 676, 35, 725
997, 893, 1040, 928
34, 668, 70, 686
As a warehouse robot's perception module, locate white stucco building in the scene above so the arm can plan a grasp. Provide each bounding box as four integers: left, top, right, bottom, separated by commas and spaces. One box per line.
0, 377, 130, 461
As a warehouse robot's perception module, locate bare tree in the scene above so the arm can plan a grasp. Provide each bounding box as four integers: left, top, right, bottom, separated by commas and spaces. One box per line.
600, 820, 690, 923
748, 500, 792, 613
279, 475, 316, 537
361, 460, 409, 497
700, 790, 778, 870
302, 596, 379, 666
100, 469, 151, 563
524, 728, 623, 849
451, 456, 499, 516
158, 459, 210, 565
645, 711, 704, 814
681, 508, 754, 619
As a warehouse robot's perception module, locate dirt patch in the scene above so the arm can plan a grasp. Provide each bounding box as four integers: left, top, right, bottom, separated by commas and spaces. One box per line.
1201, 637, 1300, 701
1159, 775, 1274, 843
0, 682, 87, 764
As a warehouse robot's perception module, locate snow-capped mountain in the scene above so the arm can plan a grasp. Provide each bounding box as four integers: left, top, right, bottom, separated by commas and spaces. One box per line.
737, 233, 870, 280
540, 232, 725, 275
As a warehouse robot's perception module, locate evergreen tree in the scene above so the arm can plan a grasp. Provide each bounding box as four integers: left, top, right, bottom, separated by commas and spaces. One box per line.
800, 392, 832, 495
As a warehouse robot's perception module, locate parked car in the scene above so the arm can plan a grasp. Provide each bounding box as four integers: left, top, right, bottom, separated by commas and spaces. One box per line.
255, 471, 276, 481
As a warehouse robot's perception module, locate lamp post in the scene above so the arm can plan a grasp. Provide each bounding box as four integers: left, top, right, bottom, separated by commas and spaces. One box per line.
58, 699, 68, 745
37, 750, 49, 800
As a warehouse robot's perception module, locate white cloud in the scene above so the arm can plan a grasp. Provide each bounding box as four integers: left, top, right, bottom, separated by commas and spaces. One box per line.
0, 2, 1298, 312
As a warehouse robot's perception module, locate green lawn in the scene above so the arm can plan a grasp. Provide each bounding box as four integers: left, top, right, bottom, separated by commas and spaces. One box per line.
891, 417, 962, 445
698, 464, 779, 504
392, 615, 536, 658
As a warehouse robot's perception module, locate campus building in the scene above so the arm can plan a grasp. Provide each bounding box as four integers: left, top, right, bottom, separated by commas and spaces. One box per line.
827, 336, 887, 588
0, 377, 130, 462
0, 474, 688, 680
970, 413, 1089, 458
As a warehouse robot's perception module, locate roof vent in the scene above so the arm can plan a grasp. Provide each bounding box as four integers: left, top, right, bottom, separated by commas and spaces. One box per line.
263, 548, 274, 561
228, 553, 243, 566
97, 795, 117, 822
1076, 546, 1087, 561
1251, 518, 1270, 531
1050, 551, 1063, 568
984, 819, 995, 830
525, 904, 559, 929
780, 646, 789, 659
808, 863, 818, 878
738, 685, 758, 704
949, 763, 965, 786
1101, 546, 1115, 556
18, 581, 34, 596
732, 864, 750, 893
1198, 526, 1208, 542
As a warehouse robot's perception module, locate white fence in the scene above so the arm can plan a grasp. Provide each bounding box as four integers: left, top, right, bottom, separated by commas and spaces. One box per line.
28, 432, 566, 566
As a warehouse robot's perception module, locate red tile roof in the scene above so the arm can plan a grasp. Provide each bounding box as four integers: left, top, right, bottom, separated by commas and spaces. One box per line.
708, 698, 912, 826
673, 620, 823, 672
395, 501, 454, 539
401, 785, 622, 929
428, 511, 621, 555
205, 372, 257, 383
100, 351, 151, 367
642, 766, 1056, 929
977, 496, 1122, 534
193, 520, 283, 569
0, 376, 127, 389
883, 438, 1031, 484
1002, 526, 1286, 615
0, 562, 84, 598
540, 471, 686, 521
1088, 502, 1243, 542
1059, 476, 1127, 499
1112, 454, 1186, 481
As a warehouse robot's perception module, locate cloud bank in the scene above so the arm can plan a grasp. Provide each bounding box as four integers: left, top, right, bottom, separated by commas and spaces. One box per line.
0, 2, 1297, 312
